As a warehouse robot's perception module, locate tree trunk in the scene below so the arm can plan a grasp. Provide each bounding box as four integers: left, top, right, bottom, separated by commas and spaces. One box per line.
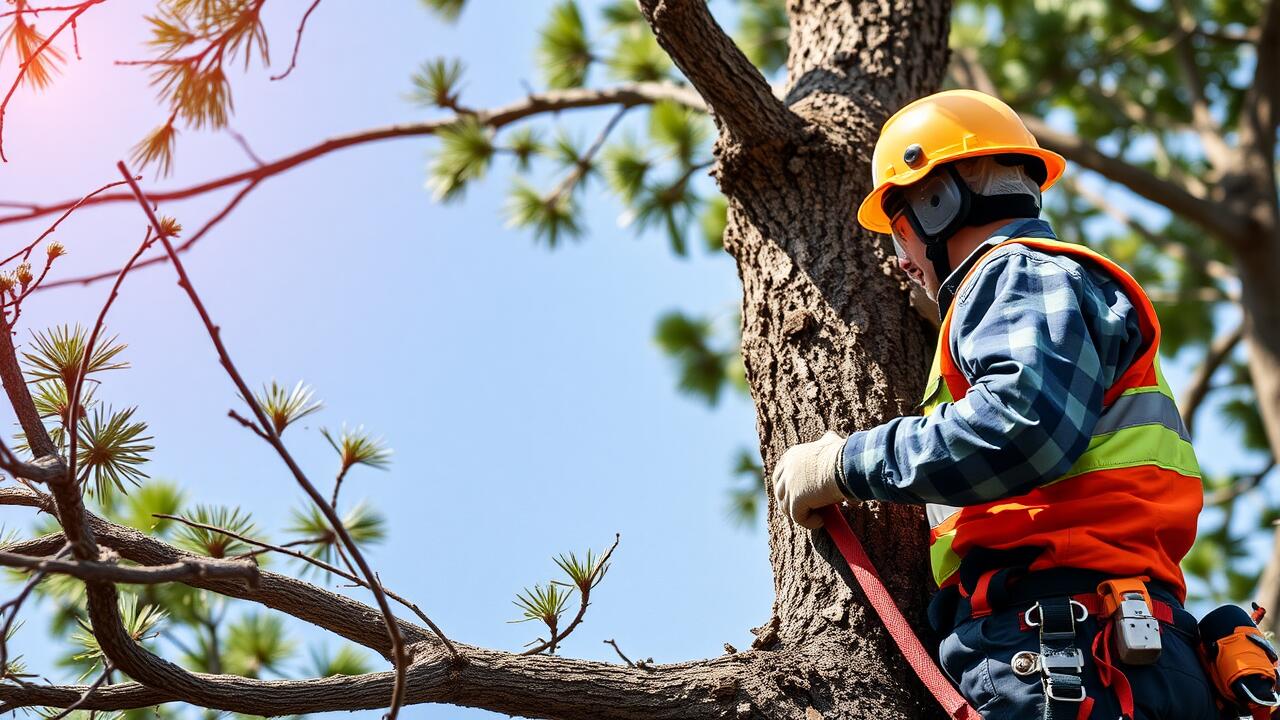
641, 1, 952, 717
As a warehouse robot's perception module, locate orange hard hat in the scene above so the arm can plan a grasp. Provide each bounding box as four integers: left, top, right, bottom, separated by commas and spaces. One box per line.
856, 89, 1066, 234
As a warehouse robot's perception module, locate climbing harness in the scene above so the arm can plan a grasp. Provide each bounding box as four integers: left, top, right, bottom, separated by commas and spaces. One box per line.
818, 504, 982, 720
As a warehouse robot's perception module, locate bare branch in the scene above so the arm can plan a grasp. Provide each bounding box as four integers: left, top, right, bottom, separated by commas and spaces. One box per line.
37, 179, 259, 292
1021, 114, 1243, 241
0, 84, 706, 230
0, 548, 259, 586
1167, 0, 1234, 168
1065, 176, 1237, 288
1181, 323, 1245, 434
637, 0, 800, 145
270, 0, 323, 81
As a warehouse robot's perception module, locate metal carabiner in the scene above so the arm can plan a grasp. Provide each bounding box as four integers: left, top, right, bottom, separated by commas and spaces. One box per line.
1024, 599, 1090, 627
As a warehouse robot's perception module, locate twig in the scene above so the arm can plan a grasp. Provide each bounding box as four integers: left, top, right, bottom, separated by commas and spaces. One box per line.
0, 83, 707, 229
67, 223, 160, 487
1181, 323, 1245, 435
117, 161, 416, 717
226, 129, 265, 167
0, 548, 260, 586
603, 639, 635, 667
0, 542, 71, 678
269, 0, 323, 82
0, 0, 104, 161
520, 534, 620, 656
44, 661, 113, 719
153, 512, 460, 661
227, 409, 269, 440
37, 179, 259, 292
1205, 461, 1276, 505
0, 177, 131, 267
543, 105, 629, 205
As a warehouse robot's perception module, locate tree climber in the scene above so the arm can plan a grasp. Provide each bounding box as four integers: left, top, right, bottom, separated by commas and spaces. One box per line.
771, 89, 1234, 719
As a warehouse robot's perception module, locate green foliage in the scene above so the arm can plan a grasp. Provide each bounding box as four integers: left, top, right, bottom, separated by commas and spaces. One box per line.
648, 100, 708, 166
117, 480, 186, 535
174, 505, 261, 559
427, 117, 495, 202
321, 424, 392, 473
223, 612, 295, 678
537, 0, 591, 89
22, 325, 128, 389
506, 127, 546, 171
726, 448, 764, 527
653, 311, 744, 406
75, 405, 155, 499
606, 28, 671, 83
309, 643, 373, 677
734, 0, 790, 74
700, 194, 728, 252
71, 593, 166, 679
409, 57, 466, 108
254, 380, 323, 436
420, 0, 466, 21
286, 501, 385, 577
512, 583, 570, 627
602, 137, 652, 203
552, 547, 610, 593
505, 179, 582, 248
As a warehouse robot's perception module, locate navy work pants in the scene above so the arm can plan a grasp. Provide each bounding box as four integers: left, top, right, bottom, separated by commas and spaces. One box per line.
937, 587, 1221, 719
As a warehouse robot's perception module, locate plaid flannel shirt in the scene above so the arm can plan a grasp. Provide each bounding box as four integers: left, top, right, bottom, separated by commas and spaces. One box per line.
837, 219, 1145, 506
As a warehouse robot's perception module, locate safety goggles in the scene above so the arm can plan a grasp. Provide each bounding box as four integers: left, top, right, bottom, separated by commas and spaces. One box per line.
882, 191, 914, 260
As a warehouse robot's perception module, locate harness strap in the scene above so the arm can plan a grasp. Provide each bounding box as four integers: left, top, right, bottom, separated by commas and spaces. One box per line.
1037, 596, 1088, 719
818, 505, 983, 720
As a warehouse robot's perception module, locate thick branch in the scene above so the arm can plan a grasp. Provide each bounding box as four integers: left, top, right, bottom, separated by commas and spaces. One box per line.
0, 641, 776, 719
637, 0, 800, 145
0, 83, 705, 229
1021, 114, 1244, 241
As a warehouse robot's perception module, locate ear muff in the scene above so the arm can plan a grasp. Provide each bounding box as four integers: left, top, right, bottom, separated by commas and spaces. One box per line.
883, 162, 1043, 292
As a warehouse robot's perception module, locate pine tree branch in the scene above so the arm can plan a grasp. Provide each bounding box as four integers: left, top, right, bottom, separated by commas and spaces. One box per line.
114, 163, 418, 716
0, 83, 706, 230
636, 0, 800, 146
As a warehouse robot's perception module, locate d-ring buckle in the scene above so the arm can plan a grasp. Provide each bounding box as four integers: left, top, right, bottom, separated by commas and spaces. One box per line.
1024, 600, 1090, 627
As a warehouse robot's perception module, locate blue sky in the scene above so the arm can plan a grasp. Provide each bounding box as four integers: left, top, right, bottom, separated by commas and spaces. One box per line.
0, 2, 1268, 718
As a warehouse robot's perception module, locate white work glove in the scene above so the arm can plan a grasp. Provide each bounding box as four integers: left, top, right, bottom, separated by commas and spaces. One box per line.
771, 430, 849, 529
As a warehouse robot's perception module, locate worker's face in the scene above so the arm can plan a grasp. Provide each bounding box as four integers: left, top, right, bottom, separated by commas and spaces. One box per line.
890, 213, 942, 299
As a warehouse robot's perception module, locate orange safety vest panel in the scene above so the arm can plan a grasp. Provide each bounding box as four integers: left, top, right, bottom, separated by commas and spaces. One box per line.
923, 237, 1202, 602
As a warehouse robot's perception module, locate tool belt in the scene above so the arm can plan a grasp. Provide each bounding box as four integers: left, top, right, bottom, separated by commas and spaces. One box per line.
929, 567, 1194, 720
1197, 604, 1280, 720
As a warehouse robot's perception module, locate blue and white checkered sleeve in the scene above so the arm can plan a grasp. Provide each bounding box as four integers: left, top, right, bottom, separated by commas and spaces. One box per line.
838, 249, 1109, 506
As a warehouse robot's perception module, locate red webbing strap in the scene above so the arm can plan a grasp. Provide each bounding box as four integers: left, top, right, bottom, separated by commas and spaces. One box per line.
818, 505, 983, 720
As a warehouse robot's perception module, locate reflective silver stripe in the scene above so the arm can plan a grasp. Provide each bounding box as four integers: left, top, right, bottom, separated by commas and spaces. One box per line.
1094, 390, 1191, 443
927, 502, 960, 529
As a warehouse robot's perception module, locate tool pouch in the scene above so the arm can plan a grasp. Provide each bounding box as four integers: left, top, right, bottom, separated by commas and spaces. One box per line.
1098, 577, 1162, 665
1198, 604, 1280, 718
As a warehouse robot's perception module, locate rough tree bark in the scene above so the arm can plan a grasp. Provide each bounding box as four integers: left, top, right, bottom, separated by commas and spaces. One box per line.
641, 0, 949, 716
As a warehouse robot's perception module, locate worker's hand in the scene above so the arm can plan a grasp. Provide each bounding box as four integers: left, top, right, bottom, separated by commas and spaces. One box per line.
772, 430, 848, 529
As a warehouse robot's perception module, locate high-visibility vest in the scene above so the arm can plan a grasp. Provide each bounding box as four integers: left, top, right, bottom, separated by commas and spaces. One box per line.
924, 237, 1202, 601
